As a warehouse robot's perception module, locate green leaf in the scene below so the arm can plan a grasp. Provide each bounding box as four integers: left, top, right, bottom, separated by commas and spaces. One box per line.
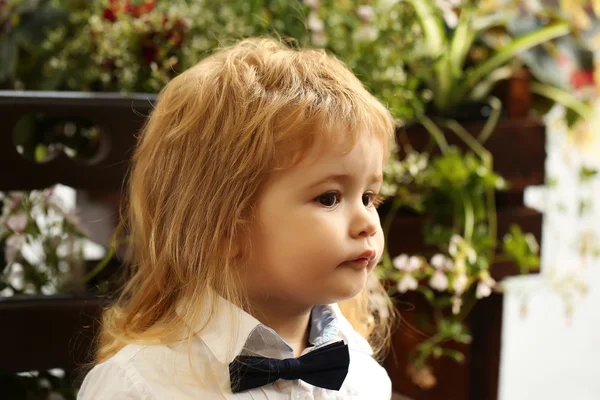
417, 286, 436, 304
531, 82, 594, 121
448, 6, 475, 78
502, 225, 540, 273
441, 348, 465, 363
579, 166, 598, 183
459, 22, 570, 100
34, 144, 48, 163
0, 36, 18, 82
406, 0, 447, 56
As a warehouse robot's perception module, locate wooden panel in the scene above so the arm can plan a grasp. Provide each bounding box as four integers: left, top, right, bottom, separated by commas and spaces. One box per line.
385, 292, 504, 400
0, 295, 109, 374
0, 91, 156, 191
402, 118, 546, 193
385, 206, 542, 280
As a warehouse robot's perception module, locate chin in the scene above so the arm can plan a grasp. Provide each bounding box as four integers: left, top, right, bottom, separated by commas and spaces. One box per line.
329, 274, 368, 302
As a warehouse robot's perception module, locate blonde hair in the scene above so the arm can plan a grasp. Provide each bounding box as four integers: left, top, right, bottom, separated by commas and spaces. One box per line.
97, 37, 396, 363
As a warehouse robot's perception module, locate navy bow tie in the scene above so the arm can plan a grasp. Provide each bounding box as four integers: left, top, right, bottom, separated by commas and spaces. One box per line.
229, 340, 350, 393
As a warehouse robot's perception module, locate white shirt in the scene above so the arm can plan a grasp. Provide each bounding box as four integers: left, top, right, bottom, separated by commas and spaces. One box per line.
77, 296, 391, 399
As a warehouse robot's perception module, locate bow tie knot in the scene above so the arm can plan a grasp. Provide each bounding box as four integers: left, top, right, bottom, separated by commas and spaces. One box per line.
279, 358, 301, 380
229, 340, 350, 393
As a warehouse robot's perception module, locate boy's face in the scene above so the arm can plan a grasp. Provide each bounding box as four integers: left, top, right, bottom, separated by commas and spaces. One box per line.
243, 132, 385, 308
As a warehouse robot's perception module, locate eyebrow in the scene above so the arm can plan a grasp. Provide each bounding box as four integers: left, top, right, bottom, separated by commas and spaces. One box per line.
306, 173, 383, 189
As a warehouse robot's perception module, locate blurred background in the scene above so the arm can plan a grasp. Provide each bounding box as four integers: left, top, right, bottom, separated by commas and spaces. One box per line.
1, 0, 599, 399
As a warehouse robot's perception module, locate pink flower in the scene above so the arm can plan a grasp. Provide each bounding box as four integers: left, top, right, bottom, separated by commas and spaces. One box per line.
570, 70, 594, 90
357, 5, 375, 23
4, 235, 25, 263
8, 192, 25, 203
6, 212, 27, 233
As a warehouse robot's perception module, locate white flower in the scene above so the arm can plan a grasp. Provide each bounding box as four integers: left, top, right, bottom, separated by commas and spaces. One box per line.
467, 248, 477, 264
434, 0, 461, 28
429, 271, 449, 291
476, 281, 493, 299
352, 26, 379, 43
369, 293, 390, 320
408, 256, 423, 271
366, 273, 380, 291
449, 234, 462, 256
476, 272, 496, 298
451, 296, 463, 315
393, 254, 409, 270
311, 31, 327, 47
397, 274, 418, 293
7, 263, 25, 290
308, 12, 324, 32
430, 254, 449, 269
304, 0, 319, 8
357, 5, 375, 22
6, 212, 28, 233
453, 273, 469, 295
454, 257, 466, 274
5, 234, 25, 263
47, 392, 66, 400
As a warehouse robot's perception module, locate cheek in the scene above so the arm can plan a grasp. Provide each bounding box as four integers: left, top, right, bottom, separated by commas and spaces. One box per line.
374, 223, 385, 258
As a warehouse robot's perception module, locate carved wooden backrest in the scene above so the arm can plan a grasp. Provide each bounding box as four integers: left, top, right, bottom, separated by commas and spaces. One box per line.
0, 91, 155, 375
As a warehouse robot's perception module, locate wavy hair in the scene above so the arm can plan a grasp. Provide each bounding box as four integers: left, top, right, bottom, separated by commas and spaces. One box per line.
97, 37, 396, 363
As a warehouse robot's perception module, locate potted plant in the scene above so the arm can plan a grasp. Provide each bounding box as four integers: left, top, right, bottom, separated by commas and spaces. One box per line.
302, 0, 593, 398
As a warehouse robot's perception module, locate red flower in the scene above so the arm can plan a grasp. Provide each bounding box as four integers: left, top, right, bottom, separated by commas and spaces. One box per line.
163, 17, 187, 47
125, 0, 156, 17
570, 69, 594, 90
142, 44, 158, 64
103, 7, 117, 21
103, 0, 156, 21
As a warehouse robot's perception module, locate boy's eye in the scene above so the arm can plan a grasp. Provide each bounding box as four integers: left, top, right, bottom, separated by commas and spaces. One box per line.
363, 192, 384, 208
316, 192, 340, 207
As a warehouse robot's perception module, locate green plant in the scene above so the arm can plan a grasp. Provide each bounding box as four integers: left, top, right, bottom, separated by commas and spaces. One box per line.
6, 0, 310, 92
0, 0, 67, 89
359, 0, 569, 387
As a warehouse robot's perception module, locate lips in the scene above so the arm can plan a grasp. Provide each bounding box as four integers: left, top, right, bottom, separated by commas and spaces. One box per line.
342, 249, 376, 269
356, 249, 376, 261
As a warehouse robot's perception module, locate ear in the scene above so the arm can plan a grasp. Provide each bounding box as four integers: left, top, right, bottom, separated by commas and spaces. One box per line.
229, 241, 241, 259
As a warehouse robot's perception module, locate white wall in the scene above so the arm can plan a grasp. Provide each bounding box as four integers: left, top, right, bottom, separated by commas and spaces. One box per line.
498, 105, 600, 399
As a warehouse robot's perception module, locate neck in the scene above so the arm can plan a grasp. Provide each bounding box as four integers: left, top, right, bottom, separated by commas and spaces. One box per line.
248, 296, 312, 357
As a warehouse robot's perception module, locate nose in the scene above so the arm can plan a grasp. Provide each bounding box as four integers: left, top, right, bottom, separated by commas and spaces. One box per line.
350, 201, 379, 239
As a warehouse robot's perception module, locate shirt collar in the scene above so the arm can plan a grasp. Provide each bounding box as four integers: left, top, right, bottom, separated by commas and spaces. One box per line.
178, 292, 373, 365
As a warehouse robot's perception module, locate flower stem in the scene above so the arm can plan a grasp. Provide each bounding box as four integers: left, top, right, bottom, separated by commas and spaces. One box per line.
419, 114, 450, 154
